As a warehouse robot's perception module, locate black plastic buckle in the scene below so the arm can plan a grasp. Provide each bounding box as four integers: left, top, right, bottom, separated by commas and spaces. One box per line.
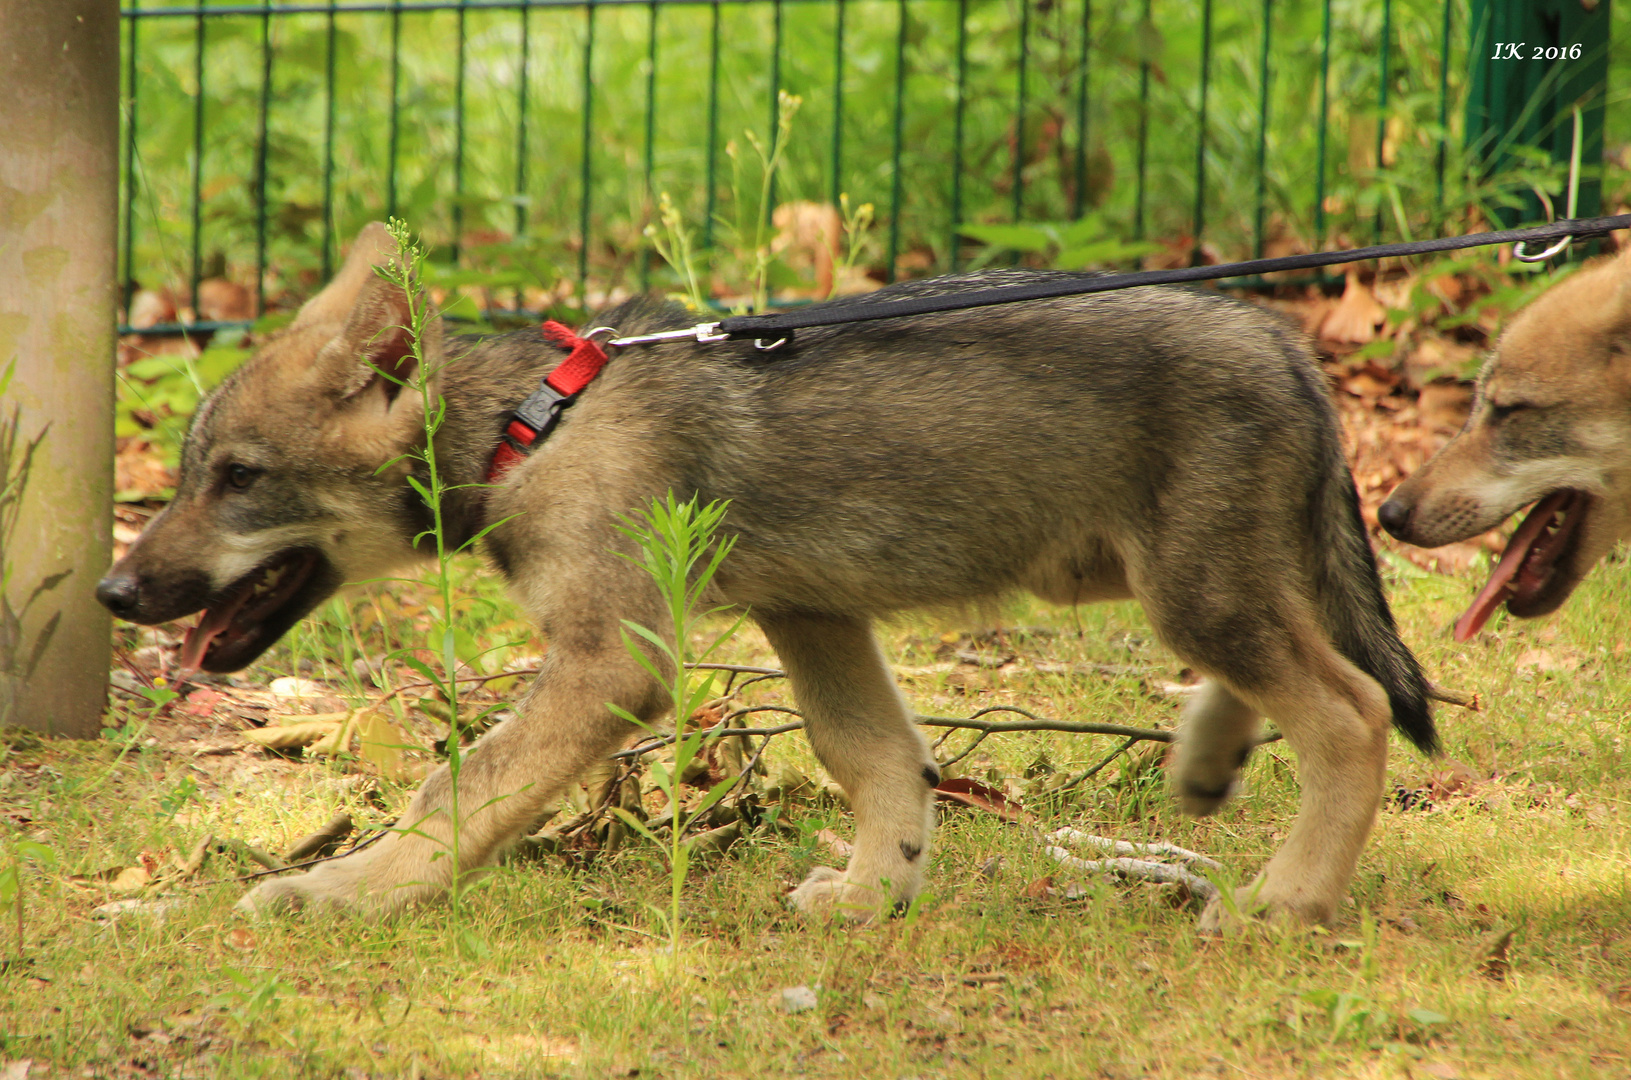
507, 379, 576, 449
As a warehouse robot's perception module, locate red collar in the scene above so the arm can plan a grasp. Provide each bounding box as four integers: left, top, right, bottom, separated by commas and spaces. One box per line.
486, 320, 612, 483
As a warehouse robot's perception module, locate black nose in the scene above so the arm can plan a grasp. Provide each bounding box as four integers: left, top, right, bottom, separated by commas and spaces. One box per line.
96, 572, 140, 618
1377, 497, 1412, 538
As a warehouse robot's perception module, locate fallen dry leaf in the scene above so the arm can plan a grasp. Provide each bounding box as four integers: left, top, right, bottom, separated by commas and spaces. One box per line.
813, 829, 853, 859
1320, 272, 1388, 343
224, 928, 257, 952
934, 777, 1033, 823
1340, 360, 1401, 399
1022, 876, 1057, 899
110, 865, 152, 893
242, 720, 343, 751
357, 709, 413, 778
1479, 928, 1515, 981
178, 688, 224, 717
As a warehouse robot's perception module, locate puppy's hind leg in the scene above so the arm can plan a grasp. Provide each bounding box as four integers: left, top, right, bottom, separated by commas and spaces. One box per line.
1171, 681, 1261, 816
758, 611, 938, 921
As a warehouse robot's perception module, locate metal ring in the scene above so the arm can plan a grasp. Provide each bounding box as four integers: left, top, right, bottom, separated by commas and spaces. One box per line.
1512, 236, 1572, 263
754, 337, 789, 351
582, 325, 621, 341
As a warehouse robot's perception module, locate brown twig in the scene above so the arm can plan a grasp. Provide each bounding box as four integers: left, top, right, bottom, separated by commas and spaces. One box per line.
1057, 736, 1142, 791
1427, 682, 1479, 710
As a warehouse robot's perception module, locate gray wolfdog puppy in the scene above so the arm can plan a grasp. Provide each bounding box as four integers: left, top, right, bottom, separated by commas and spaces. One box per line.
98, 224, 1434, 929
1381, 247, 1631, 640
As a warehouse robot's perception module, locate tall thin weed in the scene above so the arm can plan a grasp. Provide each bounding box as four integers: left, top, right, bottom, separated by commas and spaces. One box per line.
605, 493, 744, 967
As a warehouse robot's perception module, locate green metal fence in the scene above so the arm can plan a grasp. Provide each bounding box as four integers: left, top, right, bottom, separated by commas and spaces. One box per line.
117, 0, 1618, 333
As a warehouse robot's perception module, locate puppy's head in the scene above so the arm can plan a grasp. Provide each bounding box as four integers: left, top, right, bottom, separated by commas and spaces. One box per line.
1379, 246, 1631, 639
98, 223, 443, 672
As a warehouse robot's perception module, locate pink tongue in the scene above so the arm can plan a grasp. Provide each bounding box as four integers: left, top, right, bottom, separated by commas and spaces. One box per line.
177, 605, 236, 677
1452, 491, 1571, 643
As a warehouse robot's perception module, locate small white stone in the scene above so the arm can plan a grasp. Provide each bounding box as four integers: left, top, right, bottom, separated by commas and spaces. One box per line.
780, 985, 819, 1013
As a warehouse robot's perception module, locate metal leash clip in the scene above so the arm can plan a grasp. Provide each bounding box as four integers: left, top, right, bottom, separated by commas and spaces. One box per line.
1511, 235, 1571, 263
1513, 106, 1585, 265
605, 322, 731, 348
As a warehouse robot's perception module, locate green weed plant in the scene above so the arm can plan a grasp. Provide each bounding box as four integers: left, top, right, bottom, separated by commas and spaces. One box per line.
606, 493, 745, 967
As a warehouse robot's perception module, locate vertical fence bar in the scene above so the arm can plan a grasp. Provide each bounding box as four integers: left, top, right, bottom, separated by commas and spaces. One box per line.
1435, 0, 1452, 220
703, 0, 721, 251
1253, 0, 1272, 260
1314, 0, 1331, 250
767, 0, 782, 222
453, 0, 468, 265
1134, 0, 1151, 240
321, 2, 337, 279
578, 0, 596, 298
122, 1, 139, 307
949, 0, 968, 271
1189, 0, 1212, 265
190, 9, 205, 307
1072, 0, 1091, 220
887, 0, 908, 281
387, 0, 402, 220
640, 0, 658, 291
830, 0, 845, 209
1012, 0, 1029, 224
516, 1, 531, 238
1374, 0, 1391, 239
255, 8, 273, 317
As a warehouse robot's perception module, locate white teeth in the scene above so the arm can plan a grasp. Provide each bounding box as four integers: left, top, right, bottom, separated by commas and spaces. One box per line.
248, 564, 285, 599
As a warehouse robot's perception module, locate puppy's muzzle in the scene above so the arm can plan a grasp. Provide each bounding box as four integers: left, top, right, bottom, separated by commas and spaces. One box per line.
96, 569, 141, 618
1376, 495, 1412, 539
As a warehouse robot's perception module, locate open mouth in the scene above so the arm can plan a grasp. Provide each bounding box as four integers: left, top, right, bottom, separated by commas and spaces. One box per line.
177, 548, 331, 674
1453, 490, 1589, 642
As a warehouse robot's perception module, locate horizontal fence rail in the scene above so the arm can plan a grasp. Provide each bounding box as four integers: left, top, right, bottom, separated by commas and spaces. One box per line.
117, 0, 1617, 333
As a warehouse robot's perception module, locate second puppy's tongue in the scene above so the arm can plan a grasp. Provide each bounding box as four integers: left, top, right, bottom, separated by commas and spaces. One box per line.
1452, 491, 1571, 642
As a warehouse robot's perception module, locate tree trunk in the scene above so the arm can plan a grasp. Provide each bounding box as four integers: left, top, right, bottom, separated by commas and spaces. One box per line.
0, 1, 119, 737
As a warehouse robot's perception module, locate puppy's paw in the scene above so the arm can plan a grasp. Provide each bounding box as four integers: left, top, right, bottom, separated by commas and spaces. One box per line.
235, 858, 434, 918
1197, 884, 1329, 936
1176, 773, 1239, 817
235, 863, 377, 917
786, 866, 894, 923
1171, 747, 1243, 817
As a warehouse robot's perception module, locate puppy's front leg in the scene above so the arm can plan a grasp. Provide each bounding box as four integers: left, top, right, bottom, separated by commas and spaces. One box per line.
237, 641, 662, 916
761, 612, 938, 920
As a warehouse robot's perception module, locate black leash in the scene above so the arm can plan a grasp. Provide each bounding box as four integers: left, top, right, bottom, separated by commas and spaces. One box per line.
603, 213, 1631, 349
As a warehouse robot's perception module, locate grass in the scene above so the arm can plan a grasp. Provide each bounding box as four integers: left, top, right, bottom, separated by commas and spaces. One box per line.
4, 545, 1631, 1077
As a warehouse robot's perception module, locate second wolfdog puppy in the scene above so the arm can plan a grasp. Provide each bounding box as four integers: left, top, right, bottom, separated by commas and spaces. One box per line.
1380, 247, 1631, 640
99, 225, 1434, 929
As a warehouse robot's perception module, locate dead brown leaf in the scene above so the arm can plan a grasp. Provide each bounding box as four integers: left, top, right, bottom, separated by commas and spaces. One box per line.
1320, 272, 1388, 344
1479, 928, 1515, 981
933, 777, 1032, 823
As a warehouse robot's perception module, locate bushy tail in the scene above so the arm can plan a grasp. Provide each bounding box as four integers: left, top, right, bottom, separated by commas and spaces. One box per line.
1311, 441, 1438, 755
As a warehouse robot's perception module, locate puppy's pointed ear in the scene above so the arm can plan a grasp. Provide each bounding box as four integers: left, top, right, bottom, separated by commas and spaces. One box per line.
305, 270, 442, 403
293, 223, 400, 330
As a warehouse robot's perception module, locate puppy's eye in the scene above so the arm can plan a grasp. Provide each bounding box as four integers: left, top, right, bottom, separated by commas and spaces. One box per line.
226, 463, 259, 490
1490, 402, 1530, 422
